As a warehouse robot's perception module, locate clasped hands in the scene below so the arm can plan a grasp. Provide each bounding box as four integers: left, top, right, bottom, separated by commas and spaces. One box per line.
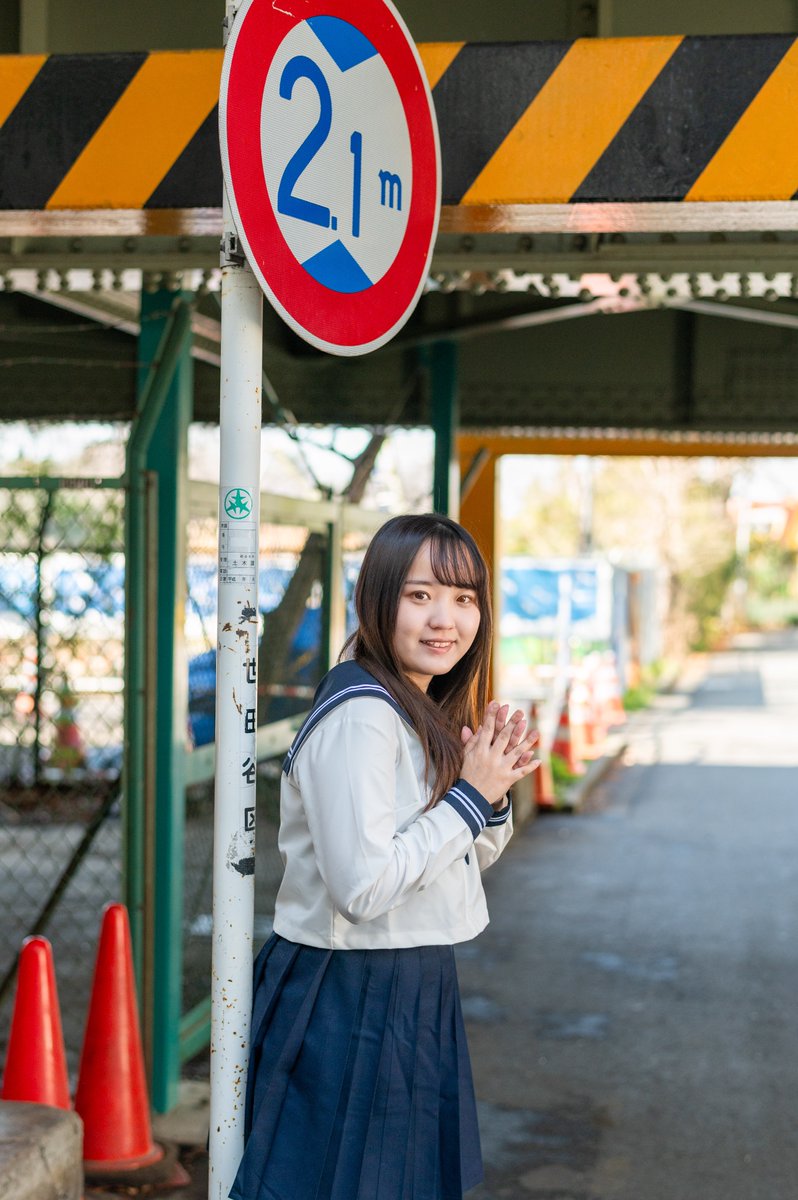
459, 701, 539, 809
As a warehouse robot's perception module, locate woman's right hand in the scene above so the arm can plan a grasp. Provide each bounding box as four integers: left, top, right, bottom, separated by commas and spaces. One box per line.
460, 701, 539, 807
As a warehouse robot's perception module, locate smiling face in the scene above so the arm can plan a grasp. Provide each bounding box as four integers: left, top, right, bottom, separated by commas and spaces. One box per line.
393, 541, 482, 692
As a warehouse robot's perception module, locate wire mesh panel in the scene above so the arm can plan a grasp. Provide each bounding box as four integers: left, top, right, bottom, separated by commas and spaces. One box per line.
0, 472, 386, 1081
0, 482, 125, 1074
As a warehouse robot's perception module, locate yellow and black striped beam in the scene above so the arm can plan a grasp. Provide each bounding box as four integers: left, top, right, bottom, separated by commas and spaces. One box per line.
1, 36, 798, 219
0, 51, 223, 211
434, 35, 798, 206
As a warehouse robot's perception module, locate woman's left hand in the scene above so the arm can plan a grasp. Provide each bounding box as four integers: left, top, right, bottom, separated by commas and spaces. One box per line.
461, 702, 536, 769
460, 703, 540, 804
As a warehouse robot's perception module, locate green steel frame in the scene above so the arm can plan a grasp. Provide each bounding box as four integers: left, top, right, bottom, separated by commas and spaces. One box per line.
430, 341, 460, 517
125, 289, 194, 1112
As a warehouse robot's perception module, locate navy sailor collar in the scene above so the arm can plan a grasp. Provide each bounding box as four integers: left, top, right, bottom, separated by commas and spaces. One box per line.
282, 660, 414, 776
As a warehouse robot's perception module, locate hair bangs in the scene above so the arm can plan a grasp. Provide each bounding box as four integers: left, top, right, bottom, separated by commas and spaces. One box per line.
427, 529, 485, 594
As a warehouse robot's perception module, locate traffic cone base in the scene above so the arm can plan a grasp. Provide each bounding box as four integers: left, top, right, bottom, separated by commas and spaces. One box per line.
84, 1143, 164, 1173
82, 1140, 181, 1188
1, 936, 69, 1110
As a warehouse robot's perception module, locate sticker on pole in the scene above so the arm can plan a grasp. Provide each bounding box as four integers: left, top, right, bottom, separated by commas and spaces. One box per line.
219, 0, 440, 356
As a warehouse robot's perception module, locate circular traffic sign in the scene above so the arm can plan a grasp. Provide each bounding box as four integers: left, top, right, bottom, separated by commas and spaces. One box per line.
219, 0, 440, 356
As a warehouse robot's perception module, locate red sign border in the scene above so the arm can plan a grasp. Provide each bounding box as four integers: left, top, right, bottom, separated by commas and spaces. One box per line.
220, 0, 440, 357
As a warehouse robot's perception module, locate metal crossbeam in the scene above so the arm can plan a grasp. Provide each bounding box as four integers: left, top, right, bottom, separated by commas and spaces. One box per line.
3, 38, 798, 232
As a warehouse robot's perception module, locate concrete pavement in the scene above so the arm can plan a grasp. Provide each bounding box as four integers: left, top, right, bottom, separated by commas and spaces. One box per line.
464, 631, 798, 1199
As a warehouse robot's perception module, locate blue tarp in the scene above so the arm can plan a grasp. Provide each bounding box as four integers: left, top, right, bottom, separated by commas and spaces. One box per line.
501, 565, 600, 628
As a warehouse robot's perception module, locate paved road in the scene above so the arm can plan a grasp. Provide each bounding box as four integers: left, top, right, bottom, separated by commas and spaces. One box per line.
463, 631, 798, 1200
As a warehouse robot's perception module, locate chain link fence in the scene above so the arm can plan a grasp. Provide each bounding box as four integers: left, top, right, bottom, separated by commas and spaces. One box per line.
0, 473, 385, 1082
0, 480, 125, 1075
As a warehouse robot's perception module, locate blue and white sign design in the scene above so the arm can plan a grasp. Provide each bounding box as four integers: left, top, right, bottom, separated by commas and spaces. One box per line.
261, 17, 412, 294
220, 0, 441, 355
501, 558, 614, 640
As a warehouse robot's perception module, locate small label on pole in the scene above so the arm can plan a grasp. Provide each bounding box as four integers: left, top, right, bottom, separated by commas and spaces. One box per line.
220, 487, 257, 585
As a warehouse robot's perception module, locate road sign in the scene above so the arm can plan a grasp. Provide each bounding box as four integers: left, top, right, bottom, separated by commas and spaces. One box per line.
219, 0, 440, 356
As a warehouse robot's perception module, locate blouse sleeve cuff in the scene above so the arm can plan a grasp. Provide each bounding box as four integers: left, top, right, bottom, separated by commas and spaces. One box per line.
487, 797, 512, 826
442, 779, 495, 839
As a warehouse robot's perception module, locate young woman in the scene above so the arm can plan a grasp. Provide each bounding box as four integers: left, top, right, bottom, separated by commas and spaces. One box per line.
231, 513, 538, 1200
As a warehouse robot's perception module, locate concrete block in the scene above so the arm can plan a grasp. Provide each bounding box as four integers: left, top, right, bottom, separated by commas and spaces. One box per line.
152, 1079, 210, 1147
0, 1102, 82, 1200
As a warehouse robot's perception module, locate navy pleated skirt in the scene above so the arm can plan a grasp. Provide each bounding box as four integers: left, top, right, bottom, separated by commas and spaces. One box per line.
230, 934, 483, 1200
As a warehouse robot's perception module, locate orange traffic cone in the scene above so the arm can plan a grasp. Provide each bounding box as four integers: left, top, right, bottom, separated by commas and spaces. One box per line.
577, 668, 606, 760
1, 936, 69, 1109
551, 684, 586, 776
595, 652, 624, 724
74, 904, 163, 1175
529, 702, 557, 809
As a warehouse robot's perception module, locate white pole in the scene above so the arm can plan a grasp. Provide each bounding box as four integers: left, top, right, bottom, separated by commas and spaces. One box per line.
209, 6, 263, 1188
547, 571, 573, 753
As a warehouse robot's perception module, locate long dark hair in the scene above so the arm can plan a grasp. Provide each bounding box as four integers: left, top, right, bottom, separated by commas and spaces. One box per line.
341, 514, 492, 804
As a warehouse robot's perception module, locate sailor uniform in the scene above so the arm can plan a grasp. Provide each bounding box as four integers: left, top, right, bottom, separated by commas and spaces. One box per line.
230, 661, 513, 1200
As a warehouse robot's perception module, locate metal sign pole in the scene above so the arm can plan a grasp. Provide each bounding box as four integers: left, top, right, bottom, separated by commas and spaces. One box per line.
210, 0, 439, 1184
209, 7, 263, 1192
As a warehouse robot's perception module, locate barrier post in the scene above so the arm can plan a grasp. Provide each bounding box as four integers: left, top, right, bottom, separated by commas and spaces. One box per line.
209, 5, 264, 1193
430, 341, 460, 519
140, 287, 193, 1115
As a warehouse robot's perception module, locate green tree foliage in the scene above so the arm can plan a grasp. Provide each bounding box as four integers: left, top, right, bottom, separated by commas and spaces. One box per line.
502, 456, 739, 655
502, 460, 582, 556
746, 536, 798, 600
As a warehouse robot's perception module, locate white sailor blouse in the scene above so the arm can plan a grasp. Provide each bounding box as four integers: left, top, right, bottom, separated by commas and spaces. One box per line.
272, 661, 513, 950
